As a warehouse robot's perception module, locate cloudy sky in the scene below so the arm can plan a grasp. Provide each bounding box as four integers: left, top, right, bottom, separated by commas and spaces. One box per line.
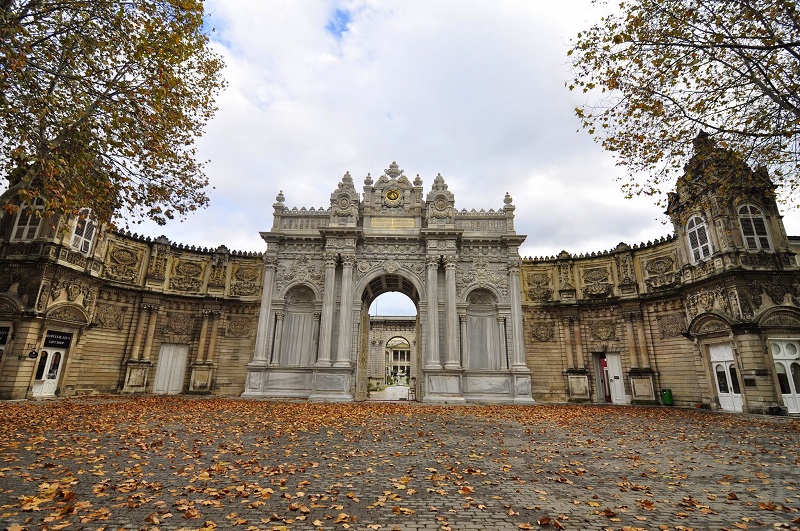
128, 0, 800, 313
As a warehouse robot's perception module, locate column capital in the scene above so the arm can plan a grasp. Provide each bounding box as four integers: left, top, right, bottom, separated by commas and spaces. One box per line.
443, 255, 458, 269
263, 255, 278, 268
313, 311, 321, 321
275, 311, 285, 321
426, 256, 440, 268
459, 314, 468, 324
323, 252, 338, 266
341, 254, 356, 267
496, 315, 506, 324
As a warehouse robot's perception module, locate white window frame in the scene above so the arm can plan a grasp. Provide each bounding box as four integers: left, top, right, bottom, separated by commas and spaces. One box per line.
686, 215, 713, 263
11, 199, 44, 241
70, 208, 97, 255
738, 204, 772, 251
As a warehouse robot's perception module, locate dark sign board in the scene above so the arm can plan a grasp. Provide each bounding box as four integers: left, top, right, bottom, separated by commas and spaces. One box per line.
44, 331, 72, 349
0, 326, 8, 345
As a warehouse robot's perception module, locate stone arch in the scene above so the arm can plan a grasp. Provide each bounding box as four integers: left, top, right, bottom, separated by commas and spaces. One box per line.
278, 280, 322, 302
756, 306, 800, 329
0, 294, 24, 315
459, 281, 506, 305
45, 303, 90, 325
688, 312, 734, 337
354, 270, 424, 307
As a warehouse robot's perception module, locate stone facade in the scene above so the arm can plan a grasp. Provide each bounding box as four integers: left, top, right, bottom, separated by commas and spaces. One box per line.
1, 146, 800, 413
0, 218, 261, 399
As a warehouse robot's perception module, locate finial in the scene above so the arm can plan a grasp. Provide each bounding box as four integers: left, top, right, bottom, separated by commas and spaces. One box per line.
276, 190, 285, 203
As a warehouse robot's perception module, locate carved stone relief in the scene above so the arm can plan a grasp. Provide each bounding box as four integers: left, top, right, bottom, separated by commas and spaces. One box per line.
457, 260, 508, 298
164, 312, 194, 335
529, 321, 555, 342
589, 320, 617, 341
644, 254, 680, 291
231, 264, 261, 297
147, 245, 169, 281
526, 272, 552, 302
169, 259, 205, 292
275, 256, 323, 295
104, 245, 142, 282
582, 267, 613, 299
657, 313, 686, 338
227, 316, 254, 338
94, 303, 126, 329
615, 253, 636, 285
47, 305, 88, 324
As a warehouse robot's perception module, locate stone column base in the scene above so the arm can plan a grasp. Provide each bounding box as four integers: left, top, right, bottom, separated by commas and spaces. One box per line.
188, 362, 215, 394
566, 368, 590, 402
121, 359, 152, 393
629, 368, 657, 405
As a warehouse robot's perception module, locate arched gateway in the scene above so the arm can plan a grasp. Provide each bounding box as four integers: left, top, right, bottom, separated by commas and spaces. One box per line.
242, 162, 534, 403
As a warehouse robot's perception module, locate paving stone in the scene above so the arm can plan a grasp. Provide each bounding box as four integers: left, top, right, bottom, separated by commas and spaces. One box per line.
0, 397, 798, 531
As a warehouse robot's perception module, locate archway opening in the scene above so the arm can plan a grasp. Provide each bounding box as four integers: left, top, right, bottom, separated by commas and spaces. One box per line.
356, 274, 420, 402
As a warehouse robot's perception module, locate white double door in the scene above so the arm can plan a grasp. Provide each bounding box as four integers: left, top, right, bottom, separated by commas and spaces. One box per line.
708, 343, 743, 412
153, 344, 188, 394
605, 353, 626, 404
32, 349, 64, 397
770, 340, 800, 414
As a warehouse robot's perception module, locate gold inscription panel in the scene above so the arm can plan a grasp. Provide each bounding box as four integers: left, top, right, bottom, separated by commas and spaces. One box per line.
371, 217, 415, 229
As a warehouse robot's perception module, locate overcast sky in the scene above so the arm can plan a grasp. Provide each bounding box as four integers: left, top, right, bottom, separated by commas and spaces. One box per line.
128, 1, 800, 314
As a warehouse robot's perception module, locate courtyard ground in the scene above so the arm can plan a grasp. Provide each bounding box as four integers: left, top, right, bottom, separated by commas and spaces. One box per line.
0, 397, 798, 531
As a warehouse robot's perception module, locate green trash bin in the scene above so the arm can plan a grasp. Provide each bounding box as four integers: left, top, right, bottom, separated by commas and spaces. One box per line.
661, 388, 673, 406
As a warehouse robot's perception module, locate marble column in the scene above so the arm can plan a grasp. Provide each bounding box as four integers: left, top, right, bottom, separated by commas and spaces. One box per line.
140, 305, 159, 361
312, 312, 321, 363
497, 316, 508, 369
508, 262, 528, 370
316, 253, 337, 366
271, 311, 284, 365
334, 255, 355, 366
425, 257, 441, 369
253, 257, 277, 362
459, 314, 467, 365
443, 256, 460, 370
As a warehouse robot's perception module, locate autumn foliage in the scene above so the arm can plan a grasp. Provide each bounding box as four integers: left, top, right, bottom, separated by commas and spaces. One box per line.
0, 0, 225, 225
568, 0, 800, 205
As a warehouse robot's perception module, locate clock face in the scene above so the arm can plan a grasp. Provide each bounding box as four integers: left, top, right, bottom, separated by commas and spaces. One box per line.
386, 189, 400, 202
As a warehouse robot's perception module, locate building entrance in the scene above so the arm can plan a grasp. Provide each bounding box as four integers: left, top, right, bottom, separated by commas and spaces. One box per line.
242, 162, 534, 403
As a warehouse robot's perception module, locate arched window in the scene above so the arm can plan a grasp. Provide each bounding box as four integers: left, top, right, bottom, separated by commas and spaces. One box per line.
71, 208, 97, 254
12, 199, 44, 240
738, 204, 771, 251
686, 215, 713, 263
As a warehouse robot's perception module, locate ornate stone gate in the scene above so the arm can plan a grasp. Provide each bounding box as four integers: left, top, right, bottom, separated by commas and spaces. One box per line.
242, 163, 534, 403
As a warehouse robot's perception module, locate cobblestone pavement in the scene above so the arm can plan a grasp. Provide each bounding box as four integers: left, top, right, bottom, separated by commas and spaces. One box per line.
0, 397, 798, 531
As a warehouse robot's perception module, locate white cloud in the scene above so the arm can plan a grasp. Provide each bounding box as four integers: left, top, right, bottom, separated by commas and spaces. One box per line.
127, 0, 800, 259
